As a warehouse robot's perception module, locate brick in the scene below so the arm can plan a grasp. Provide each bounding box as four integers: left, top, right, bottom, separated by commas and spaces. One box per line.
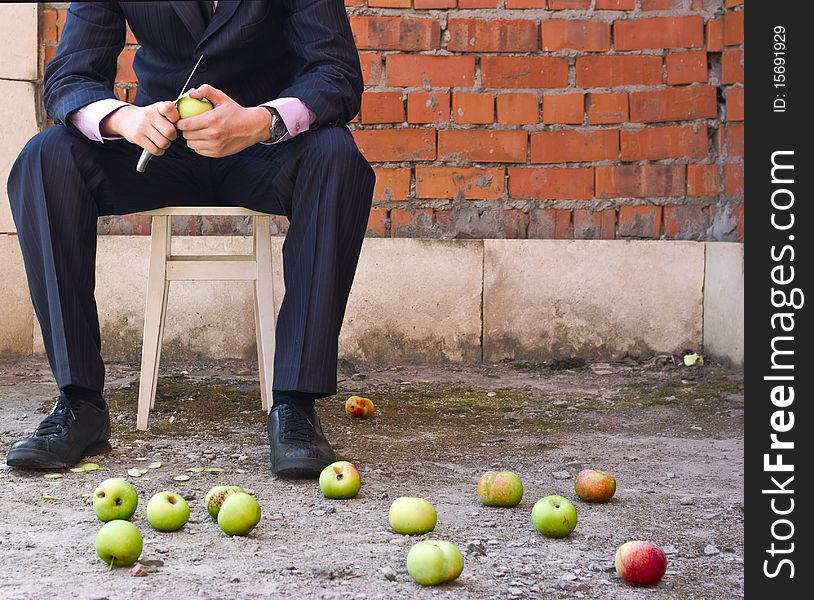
641, 0, 676, 9
116, 49, 138, 84
542, 93, 584, 124
722, 49, 744, 84
727, 87, 744, 121
542, 20, 611, 52
439, 130, 528, 163
707, 19, 724, 52
615, 16, 704, 50
724, 164, 744, 196
663, 205, 709, 240
576, 55, 662, 87
724, 10, 744, 46
56, 9, 67, 39
414, 0, 457, 6
618, 206, 662, 238
508, 167, 594, 200
407, 91, 450, 123
504, 210, 529, 239
359, 53, 383, 86
350, 17, 440, 51
368, 0, 411, 6
372, 168, 411, 201
42, 9, 58, 43
726, 0, 744, 6
506, 0, 548, 6
725, 123, 744, 157
361, 91, 404, 124
386, 54, 476, 88
416, 167, 505, 200
353, 129, 436, 162
587, 92, 628, 124
390, 208, 435, 238
448, 19, 538, 52
549, 0, 589, 8
366, 208, 389, 237
345, 0, 365, 5
629, 86, 717, 123
666, 51, 708, 84
596, 165, 685, 198
460, 0, 500, 6
482, 56, 569, 89
596, 0, 635, 8
621, 124, 708, 161
574, 209, 616, 240
452, 92, 494, 124
531, 129, 619, 164
497, 93, 539, 125
43, 46, 57, 70
528, 209, 572, 239
125, 23, 138, 45
687, 164, 721, 196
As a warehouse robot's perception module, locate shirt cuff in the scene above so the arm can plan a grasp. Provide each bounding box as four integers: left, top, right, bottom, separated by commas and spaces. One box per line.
69, 99, 130, 142
260, 98, 316, 145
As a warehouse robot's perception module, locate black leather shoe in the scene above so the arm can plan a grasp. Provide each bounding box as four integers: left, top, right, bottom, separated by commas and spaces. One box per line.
267, 403, 336, 477
6, 394, 112, 469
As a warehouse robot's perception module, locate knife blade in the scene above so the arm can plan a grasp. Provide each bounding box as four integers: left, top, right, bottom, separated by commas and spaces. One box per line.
136, 54, 205, 173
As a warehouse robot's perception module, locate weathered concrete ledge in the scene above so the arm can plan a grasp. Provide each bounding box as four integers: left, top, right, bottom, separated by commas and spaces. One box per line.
0, 237, 743, 366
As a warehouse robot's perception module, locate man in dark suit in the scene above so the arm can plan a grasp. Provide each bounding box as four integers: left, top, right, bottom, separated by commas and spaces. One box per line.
5, 1, 375, 477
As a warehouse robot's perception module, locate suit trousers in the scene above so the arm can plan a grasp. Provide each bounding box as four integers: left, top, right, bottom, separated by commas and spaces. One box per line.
6, 124, 375, 397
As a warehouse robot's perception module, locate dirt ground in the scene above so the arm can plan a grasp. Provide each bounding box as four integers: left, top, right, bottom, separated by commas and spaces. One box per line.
0, 355, 743, 600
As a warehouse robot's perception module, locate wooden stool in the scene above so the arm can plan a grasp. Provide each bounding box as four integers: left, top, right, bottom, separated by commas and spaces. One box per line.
135, 207, 275, 430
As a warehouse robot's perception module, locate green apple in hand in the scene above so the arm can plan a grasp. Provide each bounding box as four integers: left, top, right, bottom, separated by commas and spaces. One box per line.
205, 485, 245, 519
531, 495, 578, 538
93, 478, 138, 522
406, 540, 464, 586
388, 496, 437, 535
176, 92, 213, 119
95, 520, 143, 568
477, 471, 524, 507
146, 491, 190, 532
319, 461, 362, 499
218, 492, 261, 536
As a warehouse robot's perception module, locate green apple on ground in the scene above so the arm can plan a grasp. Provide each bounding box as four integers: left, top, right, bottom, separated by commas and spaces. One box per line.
615, 541, 668, 587
344, 395, 374, 418
388, 496, 437, 535
176, 93, 213, 119
146, 491, 190, 532
574, 469, 617, 503
92, 478, 138, 522
95, 520, 143, 568
218, 492, 262, 536
205, 485, 245, 519
319, 461, 362, 499
406, 540, 465, 586
477, 471, 523, 507
531, 495, 578, 538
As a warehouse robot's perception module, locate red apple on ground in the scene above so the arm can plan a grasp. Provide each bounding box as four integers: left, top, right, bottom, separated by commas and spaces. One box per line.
146, 491, 190, 532
531, 495, 577, 538
477, 471, 523, 507
406, 540, 464, 586
217, 492, 262, 536
388, 496, 437, 535
93, 478, 138, 522
615, 541, 667, 587
319, 461, 362, 499
345, 395, 374, 418
574, 469, 616, 503
95, 520, 143, 568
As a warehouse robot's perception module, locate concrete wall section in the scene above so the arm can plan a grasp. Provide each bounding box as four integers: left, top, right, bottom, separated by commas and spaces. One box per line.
0, 235, 33, 355
0, 79, 39, 234
0, 4, 39, 81
483, 240, 705, 362
703, 242, 744, 367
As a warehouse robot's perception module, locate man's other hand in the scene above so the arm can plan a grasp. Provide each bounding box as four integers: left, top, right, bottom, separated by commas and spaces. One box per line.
177, 84, 273, 158
100, 102, 179, 157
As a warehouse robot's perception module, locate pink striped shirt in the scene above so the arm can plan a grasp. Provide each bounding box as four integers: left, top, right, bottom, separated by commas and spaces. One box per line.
69, 0, 315, 145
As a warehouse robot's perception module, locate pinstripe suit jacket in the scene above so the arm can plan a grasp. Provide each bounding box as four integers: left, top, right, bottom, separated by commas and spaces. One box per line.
43, 1, 363, 130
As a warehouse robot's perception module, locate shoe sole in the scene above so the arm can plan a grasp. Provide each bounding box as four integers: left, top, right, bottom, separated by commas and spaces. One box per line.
6, 440, 112, 470
272, 456, 331, 478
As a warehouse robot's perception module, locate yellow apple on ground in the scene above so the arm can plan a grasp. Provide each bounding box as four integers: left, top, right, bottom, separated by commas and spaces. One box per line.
95, 520, 143, 568
176, 93, 213, 119
217, 492, 261, 536
319, 461, 362, 499
205, 485, 245, 519
146, 491, 190, 531
477, 471, 524, 507
615, 541, 667, 587
574, 469, 616, 503
388, 496, 437, 535
406, 540, 465, 586
93, 478, 138, 522
345, 395, 374, 418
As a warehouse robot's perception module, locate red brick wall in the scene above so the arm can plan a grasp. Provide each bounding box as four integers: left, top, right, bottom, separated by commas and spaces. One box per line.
39, 1, 745, 241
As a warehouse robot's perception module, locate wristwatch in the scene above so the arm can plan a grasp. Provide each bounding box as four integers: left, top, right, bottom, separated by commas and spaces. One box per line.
263, 106, 288, 143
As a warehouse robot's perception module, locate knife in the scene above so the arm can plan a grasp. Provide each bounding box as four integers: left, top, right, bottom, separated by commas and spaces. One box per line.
136, 54, 205, 173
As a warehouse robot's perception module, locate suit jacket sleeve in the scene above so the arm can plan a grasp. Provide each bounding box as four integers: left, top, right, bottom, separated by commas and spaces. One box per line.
277, 0, 363, 128
44, 2, 126, 125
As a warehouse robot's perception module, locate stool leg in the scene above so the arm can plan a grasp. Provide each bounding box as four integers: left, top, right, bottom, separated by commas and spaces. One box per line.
137, 215, 171, 430
253, 215, 275, 413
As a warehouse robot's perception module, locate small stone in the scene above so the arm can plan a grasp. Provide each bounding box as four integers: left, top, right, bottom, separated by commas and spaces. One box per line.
350, 373, 367, 381
388, 538, 406, 546
466, 540, 486, 556
179, 490, 196, 501
552, 470, 571, 480
662, 545, 678, 555
265, 513, 284, 521
704, 544, 720, 556
381, 567, 397, 581
311, 506, 336, 517
680, 497, 695, 506
130, 564, 148, 577
665, 472, 676, 479
486, 392, 496, 397
197, 591, 208, 597
229, 577, 240, 583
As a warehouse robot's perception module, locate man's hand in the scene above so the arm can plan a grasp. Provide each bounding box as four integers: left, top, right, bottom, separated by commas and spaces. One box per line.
100, 102, 179, 156
177, 84, 273, 158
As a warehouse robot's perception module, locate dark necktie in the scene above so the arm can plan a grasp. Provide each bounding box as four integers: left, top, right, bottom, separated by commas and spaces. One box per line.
199, 1, 213, 26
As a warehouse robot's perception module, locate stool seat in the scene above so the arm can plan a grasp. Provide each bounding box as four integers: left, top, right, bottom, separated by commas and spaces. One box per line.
135, 207, 276, 430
